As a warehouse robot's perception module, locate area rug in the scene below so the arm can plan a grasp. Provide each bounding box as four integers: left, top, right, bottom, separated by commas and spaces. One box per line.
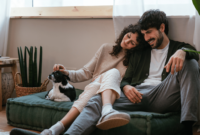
0, 129, 9, 135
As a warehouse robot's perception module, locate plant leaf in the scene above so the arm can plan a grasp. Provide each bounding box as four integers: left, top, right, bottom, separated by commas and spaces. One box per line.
29, 46, 33, 87
183, 49, 200, 54
38, 46, 42, 87
192, 0, 200, 15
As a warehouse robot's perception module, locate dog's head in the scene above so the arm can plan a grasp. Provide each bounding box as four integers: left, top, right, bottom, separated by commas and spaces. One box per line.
48, 71, 70, 85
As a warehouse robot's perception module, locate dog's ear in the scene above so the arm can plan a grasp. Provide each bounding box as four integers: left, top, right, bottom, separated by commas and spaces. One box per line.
64, 74, 70, 81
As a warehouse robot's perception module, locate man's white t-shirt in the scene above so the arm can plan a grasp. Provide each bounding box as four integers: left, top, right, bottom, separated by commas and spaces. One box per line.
140, 42, 170, 86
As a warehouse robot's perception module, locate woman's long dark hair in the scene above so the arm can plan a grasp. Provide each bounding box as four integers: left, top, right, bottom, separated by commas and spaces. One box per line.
110, 24, 148, 66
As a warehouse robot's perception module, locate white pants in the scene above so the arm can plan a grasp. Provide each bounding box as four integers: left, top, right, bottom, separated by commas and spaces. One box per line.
72, 68, 121, 112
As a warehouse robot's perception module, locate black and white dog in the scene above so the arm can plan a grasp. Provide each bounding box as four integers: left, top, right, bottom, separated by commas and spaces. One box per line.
45, 71, 76, 102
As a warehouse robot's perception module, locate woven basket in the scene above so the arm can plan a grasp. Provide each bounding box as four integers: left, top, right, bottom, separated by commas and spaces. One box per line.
14, 72, 49, 97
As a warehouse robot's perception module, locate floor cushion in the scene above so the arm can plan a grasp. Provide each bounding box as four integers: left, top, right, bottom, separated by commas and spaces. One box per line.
92, 111, 183, 135
6, 90, 183, 135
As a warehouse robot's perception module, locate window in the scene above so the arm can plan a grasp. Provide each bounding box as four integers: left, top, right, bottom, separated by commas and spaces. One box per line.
10, 0, 195, 18
11, 0, 113, 7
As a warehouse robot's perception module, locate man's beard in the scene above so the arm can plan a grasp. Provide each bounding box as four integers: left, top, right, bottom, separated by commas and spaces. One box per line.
152, 30, 164, 49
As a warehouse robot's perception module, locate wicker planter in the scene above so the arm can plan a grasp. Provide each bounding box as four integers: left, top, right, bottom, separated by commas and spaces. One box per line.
14, 72, 49, 97
2, 72, 14, 105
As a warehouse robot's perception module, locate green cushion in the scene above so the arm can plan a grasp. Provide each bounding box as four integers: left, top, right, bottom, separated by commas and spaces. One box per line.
7, 89, 83, 131
91, 111, 183, 135
7, 90, 183, 135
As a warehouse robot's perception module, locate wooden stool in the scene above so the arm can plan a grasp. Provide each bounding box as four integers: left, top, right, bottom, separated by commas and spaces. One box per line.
0, 58, 18, 111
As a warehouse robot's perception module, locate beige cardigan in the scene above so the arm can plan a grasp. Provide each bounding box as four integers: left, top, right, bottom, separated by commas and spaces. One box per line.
66, 43, 127, 83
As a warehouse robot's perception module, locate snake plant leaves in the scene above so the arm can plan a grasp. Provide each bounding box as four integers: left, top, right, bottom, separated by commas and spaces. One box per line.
17, 46, 43, 87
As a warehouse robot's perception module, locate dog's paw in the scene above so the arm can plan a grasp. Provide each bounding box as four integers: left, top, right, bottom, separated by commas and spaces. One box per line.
45, 96, 50, 100
54, 98, 71, 102
48, 95, 55, 100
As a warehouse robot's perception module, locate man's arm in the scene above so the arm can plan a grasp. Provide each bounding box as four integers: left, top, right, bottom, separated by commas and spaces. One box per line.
120, 54, 135, 90
120, 54, 143, 103
181, 47, 199, 61
165, 42, 199, 74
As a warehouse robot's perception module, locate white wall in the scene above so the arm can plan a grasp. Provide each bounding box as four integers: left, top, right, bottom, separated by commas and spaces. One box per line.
7, 18, 115, 91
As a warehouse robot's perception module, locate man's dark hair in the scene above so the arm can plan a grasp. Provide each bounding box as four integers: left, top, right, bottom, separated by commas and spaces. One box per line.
138, 9, 169, 35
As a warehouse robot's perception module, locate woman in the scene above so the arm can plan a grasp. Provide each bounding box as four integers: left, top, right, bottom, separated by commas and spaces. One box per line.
10, 24, 148, 135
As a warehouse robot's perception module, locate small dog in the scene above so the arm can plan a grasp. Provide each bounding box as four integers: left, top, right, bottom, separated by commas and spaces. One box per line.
45, 71, 76, 102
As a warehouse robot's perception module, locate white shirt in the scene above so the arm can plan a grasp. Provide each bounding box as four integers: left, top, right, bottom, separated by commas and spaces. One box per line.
140, 42, 170, 86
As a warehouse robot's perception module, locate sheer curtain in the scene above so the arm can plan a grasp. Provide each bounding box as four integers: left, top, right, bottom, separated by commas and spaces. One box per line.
113, 0, 196, 41
33, 0, 113, 7
113, 0, 195, 16
0, 0, 11, 57
11, 0, 113, 7
194, 11, 200, 53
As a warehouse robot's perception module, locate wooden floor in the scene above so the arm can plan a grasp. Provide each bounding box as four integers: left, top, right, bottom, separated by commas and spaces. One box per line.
1, 106, 200, 135
194, 126, 200, 135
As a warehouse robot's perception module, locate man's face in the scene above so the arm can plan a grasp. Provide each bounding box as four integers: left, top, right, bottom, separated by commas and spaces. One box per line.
141, 27, 164, 49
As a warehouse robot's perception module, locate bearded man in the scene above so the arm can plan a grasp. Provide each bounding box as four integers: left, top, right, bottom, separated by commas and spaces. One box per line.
121, 9, 199, 135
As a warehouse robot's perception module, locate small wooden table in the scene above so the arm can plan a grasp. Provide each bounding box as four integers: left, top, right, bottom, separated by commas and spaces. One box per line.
0, 58, 18, 111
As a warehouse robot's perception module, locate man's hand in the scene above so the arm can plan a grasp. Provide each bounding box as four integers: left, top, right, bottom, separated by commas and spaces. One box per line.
123, 85, 143, 103
164, 49, 186, 74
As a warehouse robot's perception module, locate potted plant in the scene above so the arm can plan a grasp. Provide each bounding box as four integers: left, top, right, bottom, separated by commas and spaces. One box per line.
15, 46, 49, 97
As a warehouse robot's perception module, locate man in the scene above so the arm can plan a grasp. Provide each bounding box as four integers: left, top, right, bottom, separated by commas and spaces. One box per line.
120, 9, 199, 135
10, 10, 199, 135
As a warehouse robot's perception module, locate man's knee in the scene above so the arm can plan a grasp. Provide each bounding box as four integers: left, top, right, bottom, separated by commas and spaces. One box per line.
86, 94, 102, 108
183, 59, 199, 71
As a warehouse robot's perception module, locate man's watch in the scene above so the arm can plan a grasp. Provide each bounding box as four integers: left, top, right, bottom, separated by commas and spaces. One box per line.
181, 47, 188, 52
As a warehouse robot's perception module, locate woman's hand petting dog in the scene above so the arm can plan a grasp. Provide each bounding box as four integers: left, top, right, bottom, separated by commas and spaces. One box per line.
53, 64, 69, 75
123, 85, 143, 104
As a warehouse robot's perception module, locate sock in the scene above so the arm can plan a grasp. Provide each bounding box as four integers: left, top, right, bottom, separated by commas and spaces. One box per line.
101, 103, 113, 116
49, 121, 65, 135
181, 121, 194, 135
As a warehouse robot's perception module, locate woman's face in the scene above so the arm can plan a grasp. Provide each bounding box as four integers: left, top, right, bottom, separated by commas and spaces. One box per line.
121, 32, 138, 50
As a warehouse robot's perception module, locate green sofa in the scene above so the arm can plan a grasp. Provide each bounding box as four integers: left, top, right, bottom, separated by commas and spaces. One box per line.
6, 89, 183, 135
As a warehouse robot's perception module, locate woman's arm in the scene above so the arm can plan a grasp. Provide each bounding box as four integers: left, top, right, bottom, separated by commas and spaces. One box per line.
67, 64, 95, 83
55, 45, 104, 83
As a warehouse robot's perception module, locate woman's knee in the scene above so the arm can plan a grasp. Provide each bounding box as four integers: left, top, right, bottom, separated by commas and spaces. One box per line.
108, 68, 120, 75
104, 68, 121, 80
86, 82, 100, 88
